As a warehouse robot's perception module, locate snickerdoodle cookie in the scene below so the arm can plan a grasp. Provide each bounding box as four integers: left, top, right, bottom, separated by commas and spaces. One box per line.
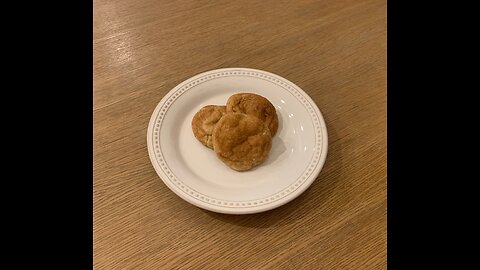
226, 93, 279, 136
191, 105, 226, 149
212, 113, 272, 171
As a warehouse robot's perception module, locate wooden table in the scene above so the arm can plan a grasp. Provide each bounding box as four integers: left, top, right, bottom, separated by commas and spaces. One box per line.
94, 0, 386, 268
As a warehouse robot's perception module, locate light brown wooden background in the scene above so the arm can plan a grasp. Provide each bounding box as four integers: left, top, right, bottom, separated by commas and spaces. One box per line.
94, 0, 386, 268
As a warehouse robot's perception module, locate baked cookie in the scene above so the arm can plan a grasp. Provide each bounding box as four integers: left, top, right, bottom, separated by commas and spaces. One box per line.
191, 105, 227, 149
213, 113, 272, 171
226, 93, 279, 136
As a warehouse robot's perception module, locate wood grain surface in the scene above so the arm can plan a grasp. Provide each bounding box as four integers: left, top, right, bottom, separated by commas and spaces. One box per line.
94, 0, 386, 269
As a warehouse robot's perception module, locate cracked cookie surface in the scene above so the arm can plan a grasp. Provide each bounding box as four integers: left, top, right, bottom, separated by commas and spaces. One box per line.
191, 105, 226, 149
226, 93, 279, 136
213, 113, 272, 171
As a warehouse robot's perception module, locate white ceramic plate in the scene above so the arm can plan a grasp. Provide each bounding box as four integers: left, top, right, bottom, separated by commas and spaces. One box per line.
147, 68, 328, 214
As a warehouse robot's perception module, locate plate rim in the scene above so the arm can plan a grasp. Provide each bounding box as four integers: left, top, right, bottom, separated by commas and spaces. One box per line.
147, 67, 328, 214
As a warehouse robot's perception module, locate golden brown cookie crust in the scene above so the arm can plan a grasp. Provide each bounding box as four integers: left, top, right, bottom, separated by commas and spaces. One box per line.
226, 93, 279, 136
191, 105, 226, 149
213, 113, 272, 171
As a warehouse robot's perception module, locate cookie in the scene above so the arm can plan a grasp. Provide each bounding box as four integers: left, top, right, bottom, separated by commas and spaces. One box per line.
191, 105, 227, 149
213, 113, 272, 171
226, 93, 279, 136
